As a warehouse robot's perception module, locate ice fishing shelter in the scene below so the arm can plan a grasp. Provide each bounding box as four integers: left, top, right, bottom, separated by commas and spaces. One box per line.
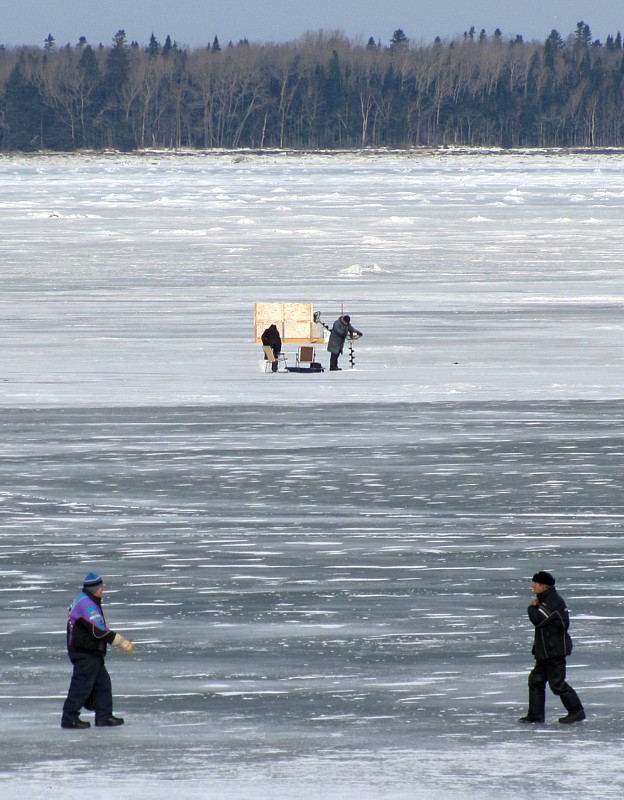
254, 302, 325, 344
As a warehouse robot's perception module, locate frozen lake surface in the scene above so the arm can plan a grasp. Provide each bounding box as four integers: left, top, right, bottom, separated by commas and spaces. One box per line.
1, 150, 624, 798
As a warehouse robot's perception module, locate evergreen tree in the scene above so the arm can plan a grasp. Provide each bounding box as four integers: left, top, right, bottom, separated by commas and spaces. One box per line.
390, 29, 409, 50
147, 33, 160, 57
79, 43, 100, 79
3, 60, 44, 150
105, 30, 129, 92
546, 29, 564, 49
77, 44, 104, 148
575, 21, 592, 48
211, 36, 221, 53
103, 30, 133, 148
324, 50, 344, 113
544, 30, 564, 70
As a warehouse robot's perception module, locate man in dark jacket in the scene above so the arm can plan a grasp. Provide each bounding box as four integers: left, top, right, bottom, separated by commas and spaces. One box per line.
261, 323, 282, 372
519, 571, 585, 724
327, 314, 363, 371
61, 573, 136, 729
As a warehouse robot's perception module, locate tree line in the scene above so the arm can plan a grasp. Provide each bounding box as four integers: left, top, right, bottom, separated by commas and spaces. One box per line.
1, 22, 623, 151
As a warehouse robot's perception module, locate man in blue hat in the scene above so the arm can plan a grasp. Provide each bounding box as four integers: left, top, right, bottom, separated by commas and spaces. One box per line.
61, 573, 136, 729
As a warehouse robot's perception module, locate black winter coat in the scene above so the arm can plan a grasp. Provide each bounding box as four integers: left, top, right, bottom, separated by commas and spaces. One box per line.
528, 586, 573, 660
261, 324, 282, 353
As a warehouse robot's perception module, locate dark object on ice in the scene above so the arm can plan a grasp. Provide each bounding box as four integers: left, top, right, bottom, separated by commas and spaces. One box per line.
96, 715, 125, 726
518, 576, 585, 724
61, 718, 90, 729
518, 715, 544, 723
286, 364, 324, 373
532, 571, 555, 586
327, 314, 362, 371
559, 710, 586, 724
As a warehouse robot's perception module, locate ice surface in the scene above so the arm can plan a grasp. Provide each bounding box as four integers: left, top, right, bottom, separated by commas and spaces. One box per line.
1, 151, 624, 798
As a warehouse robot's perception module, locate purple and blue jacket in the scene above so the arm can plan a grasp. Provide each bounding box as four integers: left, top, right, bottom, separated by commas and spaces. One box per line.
66, 590, 116, 654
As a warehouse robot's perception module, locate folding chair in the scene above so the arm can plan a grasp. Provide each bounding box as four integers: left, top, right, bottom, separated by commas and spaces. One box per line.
296, 345, 315, 369
261, 345, 287, 373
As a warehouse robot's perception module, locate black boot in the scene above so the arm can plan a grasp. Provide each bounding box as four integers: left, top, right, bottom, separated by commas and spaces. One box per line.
558, 709, 586, 724
61, 718, 91, 729
95, 715, 125, 727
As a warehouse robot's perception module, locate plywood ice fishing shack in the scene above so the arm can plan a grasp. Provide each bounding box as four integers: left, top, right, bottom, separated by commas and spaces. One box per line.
254, 302, 325, 343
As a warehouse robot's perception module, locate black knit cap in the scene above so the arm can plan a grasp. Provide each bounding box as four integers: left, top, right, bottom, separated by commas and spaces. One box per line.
532, 571, 555, 586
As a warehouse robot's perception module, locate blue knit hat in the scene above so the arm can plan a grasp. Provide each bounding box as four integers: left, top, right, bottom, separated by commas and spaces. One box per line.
83, 572, 104, 590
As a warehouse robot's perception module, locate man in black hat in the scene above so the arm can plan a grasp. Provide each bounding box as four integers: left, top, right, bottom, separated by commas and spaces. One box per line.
61, 573, 136, 729
519, 571, 585, 724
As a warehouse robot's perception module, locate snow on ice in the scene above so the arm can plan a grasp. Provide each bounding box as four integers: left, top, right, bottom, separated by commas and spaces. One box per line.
1, 150, 624, 798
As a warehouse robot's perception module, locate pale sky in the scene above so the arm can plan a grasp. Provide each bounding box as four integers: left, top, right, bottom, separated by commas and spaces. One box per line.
3, 1, 622, 49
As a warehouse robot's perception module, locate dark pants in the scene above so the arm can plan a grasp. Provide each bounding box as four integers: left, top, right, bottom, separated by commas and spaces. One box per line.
329, 352, 340, 370
269, 347, 280, 371
528, 656, 583, 720
62, 651, 113, 723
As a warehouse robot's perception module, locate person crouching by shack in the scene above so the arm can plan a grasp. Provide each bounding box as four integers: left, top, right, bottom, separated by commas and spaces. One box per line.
261, 323, 282, 372
61, 573, 135, 729
518, 571, 586, 725
327, 314, 363, 371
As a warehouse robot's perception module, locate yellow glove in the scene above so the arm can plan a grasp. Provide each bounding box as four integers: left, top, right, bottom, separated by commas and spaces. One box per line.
112, 633, 136, 654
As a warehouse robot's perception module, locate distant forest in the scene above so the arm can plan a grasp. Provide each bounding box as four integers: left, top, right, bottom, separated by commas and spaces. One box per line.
1, 22, 624, 151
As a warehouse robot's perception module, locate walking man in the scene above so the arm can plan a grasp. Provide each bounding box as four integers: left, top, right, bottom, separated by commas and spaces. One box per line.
61, 573, 136, 729
519, 571, 585, 724
327, 314, 363, 371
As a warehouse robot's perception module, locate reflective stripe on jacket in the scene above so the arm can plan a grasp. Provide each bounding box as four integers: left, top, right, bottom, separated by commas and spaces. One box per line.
67, 590, 116, 654
528, 586, 573, 660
